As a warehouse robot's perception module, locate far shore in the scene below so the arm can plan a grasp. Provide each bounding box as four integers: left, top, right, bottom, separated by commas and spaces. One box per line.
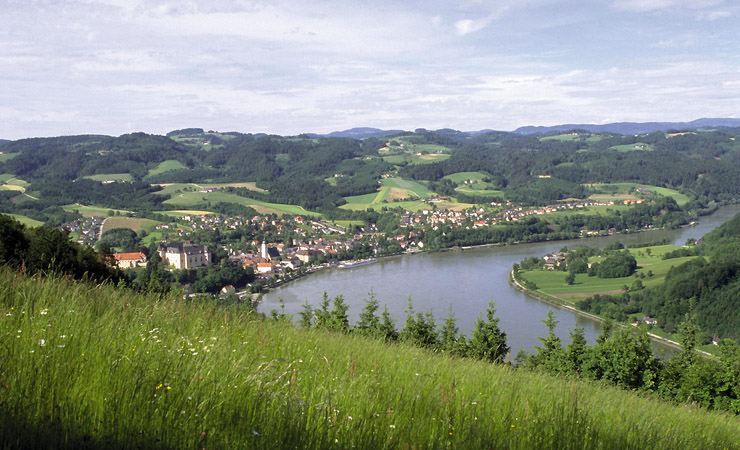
507, 269, 704, 354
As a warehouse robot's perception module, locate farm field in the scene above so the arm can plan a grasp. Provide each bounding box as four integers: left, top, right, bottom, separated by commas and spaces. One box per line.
7, 214, 44, 227
62, 204, 132, 218
101, 217, 159, 234
608, 143, 653, 152
442, 171, 491, 183
82, 173, 134, 182
382, 153, 450, 165
146, 160, 187, 177
341, 177, 441, 211
518, 245, 698, 301
155, 210, 215, 217
541, 133, 586, 141
586, 183, 690, 206
0, 153, 19, 162
153, 182, 267, 196
162, 190, 319, 216
0, 176, 29, 192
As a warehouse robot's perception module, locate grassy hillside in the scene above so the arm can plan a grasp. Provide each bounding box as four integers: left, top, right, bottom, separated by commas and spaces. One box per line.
2, 268, 739, 449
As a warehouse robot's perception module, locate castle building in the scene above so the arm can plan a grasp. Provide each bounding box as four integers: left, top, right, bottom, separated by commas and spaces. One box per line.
158, 241, 211, 269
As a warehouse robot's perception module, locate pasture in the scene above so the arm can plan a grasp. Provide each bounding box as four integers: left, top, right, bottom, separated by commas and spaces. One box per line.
62, 204, 132, 218
147, 160, 187, 177
163, 190, 319, 216
586, 183, 689, 206
82, 173, 134, 182
101, 217, 159, 234
518, 245, 698, 302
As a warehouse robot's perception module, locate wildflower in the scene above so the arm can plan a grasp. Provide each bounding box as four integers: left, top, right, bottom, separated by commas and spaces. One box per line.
40, 309, 48, 315
389, 424, 395, 429
39, 339, 46, 347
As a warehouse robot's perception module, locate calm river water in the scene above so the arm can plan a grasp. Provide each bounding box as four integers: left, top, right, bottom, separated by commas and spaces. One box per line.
260, 204, 740, 356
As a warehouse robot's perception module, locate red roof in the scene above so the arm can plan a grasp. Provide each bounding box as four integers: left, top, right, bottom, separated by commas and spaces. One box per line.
114, 252, 146, 261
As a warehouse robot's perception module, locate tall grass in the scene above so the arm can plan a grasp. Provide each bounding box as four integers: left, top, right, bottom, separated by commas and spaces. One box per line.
1, 268, 739, 449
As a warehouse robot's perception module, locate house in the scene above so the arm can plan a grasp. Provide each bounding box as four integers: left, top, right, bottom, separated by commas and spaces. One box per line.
158, 241, 211, 269
295, 249, 320, 264
113, 252, 147, 269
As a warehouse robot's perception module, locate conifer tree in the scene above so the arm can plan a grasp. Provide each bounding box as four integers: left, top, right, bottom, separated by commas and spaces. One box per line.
467, 302, 509, 363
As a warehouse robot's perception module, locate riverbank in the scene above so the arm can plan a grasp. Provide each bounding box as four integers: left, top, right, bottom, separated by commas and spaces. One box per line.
508, 269, 691, 353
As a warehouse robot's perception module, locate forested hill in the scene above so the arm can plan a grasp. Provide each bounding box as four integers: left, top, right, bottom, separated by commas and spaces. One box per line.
2, 125, 740, 224
514, 118, 740, 135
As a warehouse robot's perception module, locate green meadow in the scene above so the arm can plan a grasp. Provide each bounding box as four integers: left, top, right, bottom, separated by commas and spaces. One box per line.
382, 153, 451, 165
518, 245, 699, 302
0, 176, 29, 192
82, 173, 134, 182
587, 183, 690, 206
608, 143, 654, 152
62, 204, 132, 218
101, 217, 160, 234
6, 214, 44, 227
147, 159, 187, 177
2, 269, 739, 449
0, 152, 19, 162
162, 189, 319, 216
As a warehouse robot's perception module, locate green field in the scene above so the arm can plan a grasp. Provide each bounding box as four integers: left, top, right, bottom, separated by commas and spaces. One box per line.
382, 153, 451, 165
147, 160, 187, 177
519, 245, 698, 301
441, 172, 505, 198
541, 133, 586, 142
163, 190, 319, 216
0, 176, 29, 192
82, 173, 134, 182
3, 269, 739, 449
101, 217, 159, 234
442, 172, 491, 183
587, 183, 690, 206
62, 204, 132, 218
155, 210, 216, 217
341, 177, 438, 211
608, 143, 654, 152
6, 214, 44, 227
0, 153, 19, 162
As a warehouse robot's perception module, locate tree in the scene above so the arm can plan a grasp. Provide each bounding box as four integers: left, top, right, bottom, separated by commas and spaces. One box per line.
440, 305, 466, 355
400, 299, 438, 348
565, 272, 576, 285
564, 327, 589, 374
531, 310, 566, 373
328, 294, 350, 332
467, 302, 509, 363
298, 301, 313, 329
356, 289, 381, 337
585, 326, 658, 390
378, 306, 398, 341
313, 292, 332, 329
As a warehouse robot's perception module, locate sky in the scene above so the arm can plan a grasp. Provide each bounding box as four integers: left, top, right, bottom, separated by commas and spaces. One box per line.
1, 0, 739, 139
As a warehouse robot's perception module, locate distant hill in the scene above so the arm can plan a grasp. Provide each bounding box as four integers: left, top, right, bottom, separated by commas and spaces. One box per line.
309, 127, 406, 139
513, 118, 740, 135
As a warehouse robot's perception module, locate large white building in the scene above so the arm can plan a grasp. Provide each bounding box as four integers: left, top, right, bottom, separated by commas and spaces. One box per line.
158, 242, 211, 269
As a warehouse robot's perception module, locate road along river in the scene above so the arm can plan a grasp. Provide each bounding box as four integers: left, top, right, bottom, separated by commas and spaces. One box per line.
260, 205, 740, 356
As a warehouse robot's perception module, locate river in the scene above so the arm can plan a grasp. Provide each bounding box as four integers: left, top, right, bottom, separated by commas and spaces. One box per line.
259, 204, 740, 356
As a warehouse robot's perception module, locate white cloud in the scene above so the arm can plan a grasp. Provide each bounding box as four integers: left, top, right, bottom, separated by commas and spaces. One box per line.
698, 9, 731, 20
611, 0, 724, 12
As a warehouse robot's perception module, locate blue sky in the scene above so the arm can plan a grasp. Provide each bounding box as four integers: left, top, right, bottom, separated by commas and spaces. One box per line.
1, 0, 739, 139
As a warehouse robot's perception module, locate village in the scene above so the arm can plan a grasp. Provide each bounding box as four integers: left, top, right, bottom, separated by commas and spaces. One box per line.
60, 196, 649, 298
